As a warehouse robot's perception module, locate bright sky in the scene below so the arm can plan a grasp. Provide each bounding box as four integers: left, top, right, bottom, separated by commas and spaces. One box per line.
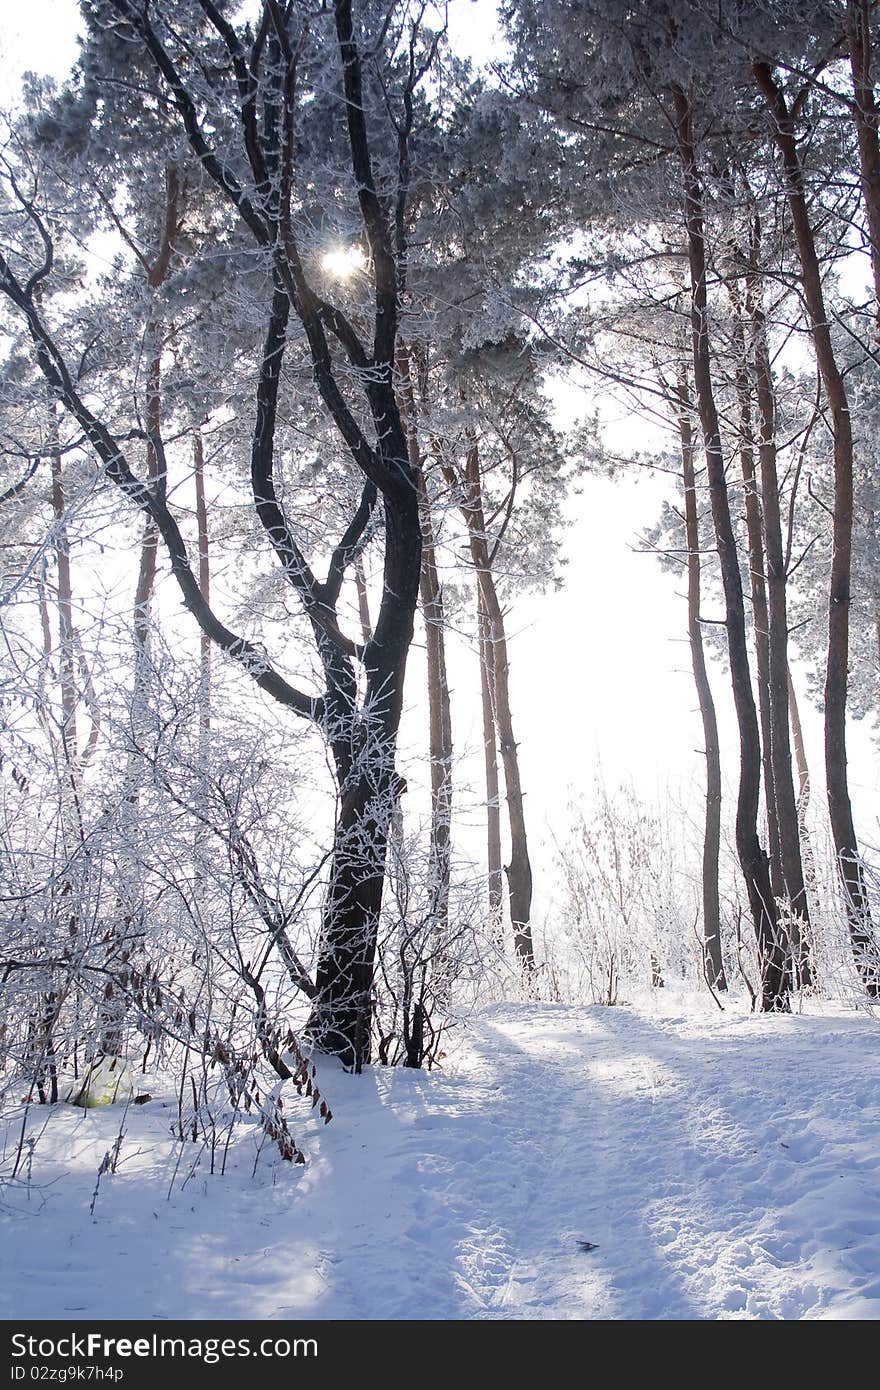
2, 0, 878, 928
0, 0, 81, 109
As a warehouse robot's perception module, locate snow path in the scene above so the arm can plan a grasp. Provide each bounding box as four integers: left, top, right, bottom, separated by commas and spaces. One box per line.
2, 999, 879, 1320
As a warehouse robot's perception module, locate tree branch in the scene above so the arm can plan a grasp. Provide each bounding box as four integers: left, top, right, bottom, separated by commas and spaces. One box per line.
0, 252, 321, 722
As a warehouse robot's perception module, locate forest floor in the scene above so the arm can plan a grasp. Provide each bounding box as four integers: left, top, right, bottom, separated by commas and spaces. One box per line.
2, 993, 879, 1321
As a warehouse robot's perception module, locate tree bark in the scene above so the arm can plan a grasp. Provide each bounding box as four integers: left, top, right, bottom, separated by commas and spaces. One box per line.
461, 442, 534, 968
418, 475, 453, 935
730, 306, 784, 907
787, 667, 817, 925
354, 559, 372, 645
397, 344, 453, 937
746, 256, 812, 983
673, 86, 787, 1010
478, 591, 504, 935
307, 469, 421, 1068
754, 62, 880, 996
676, 371, 726, 991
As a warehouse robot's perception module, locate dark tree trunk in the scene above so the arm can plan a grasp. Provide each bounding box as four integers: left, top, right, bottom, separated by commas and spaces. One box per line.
754, 63, 880, 996
306, 426, 422, 1070
747, 262, 812, 984
673, 86, 788, 1011
730, 309, 784, 908
676, 373, 726, 991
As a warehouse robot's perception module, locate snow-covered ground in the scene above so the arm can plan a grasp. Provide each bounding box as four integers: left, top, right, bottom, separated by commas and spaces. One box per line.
2, 996, 879, 1321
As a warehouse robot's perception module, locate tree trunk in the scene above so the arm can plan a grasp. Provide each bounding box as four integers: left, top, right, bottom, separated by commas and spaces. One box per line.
461, 443, 534, 968
127, 166, 181, 797
354, 558, 373, 645
787, 668, 818, 929
47, 403, 81, 846
478, 591, 504, 935
747, 261, 812, 984
730, 307, 784, 907
673, 86, 787, 1010
418, 477, 453, 934
754, 63, 880, 996
106, 170, 180, 1058
306, 413, 422, 1070
676, 371, 727, 991
397, 345, 453, 935
193, 429, 211, 742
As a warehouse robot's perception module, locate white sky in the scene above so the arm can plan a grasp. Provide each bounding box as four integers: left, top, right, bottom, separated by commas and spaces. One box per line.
2, 0, 879, 931
0, 0, 81, 109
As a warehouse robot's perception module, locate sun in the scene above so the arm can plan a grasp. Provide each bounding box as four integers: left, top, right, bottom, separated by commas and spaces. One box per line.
321, 246, 367, 280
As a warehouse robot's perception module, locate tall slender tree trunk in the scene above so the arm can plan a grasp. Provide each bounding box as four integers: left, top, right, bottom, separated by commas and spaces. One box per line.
127, 165, 181, 797
461, 443, 534, 968
106, 327, 163, 1056
34, 423, 75, 1103
47, 403, 81, 846
676, 372, 726, 991
478, 591, 504, 935
112, 168, 181, 1054
673, 86, 787, 1010
397, 345, 453, 934
132, 352, 161, 660
192, 429, 212, 891
730, 306, 784, 907
417, 476, 453, 934
193, 429, 211, 743
747, 253, 812, 983
754, 63, 880, 996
